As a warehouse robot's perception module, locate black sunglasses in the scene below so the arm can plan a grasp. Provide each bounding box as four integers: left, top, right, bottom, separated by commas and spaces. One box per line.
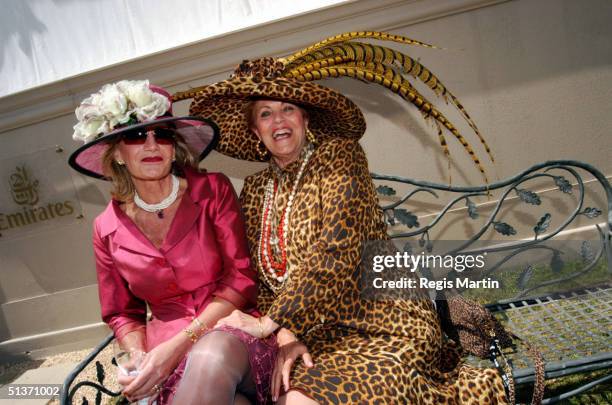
120, 127, 175, 145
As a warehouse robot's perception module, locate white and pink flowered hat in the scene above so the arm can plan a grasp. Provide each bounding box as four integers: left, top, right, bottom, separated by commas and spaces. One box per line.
68, 80, 219, 179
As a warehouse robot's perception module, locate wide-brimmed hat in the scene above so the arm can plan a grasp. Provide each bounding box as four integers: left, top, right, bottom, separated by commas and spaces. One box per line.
68, 80, 219, 179
174, 30, 496, 181
179, 58, 365, 162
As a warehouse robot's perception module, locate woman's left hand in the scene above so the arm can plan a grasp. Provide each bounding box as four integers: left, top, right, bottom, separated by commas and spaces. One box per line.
122, 337, 187, 402
215, 310, 277, 338
271, 328, 314, 401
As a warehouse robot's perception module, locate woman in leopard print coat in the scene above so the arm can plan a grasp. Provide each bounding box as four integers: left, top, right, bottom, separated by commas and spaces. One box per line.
184, 58, 510, 404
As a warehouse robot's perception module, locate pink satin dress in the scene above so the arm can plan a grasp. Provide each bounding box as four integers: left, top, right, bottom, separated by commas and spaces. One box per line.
93, 169, 276, 404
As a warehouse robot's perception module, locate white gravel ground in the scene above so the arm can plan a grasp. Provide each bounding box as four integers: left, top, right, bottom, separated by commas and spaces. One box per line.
1, 345, 123, 405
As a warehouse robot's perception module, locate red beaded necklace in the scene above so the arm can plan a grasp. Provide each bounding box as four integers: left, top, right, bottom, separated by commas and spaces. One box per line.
259, 181, 288, 276
257, 146, 314, 288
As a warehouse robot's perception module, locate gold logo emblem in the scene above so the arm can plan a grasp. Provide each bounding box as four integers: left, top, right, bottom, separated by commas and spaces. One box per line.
9, 165, 40, 206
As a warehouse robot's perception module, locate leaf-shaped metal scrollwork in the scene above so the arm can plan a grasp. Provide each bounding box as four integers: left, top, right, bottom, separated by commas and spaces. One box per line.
419, 231, 433, 252
384, 210, 396, 226
582, 207, 602, 218
466, 197, 478, 219
550, 252, 564, 273
95, 361, 105, 384
516, 188, 541, 205
376, 184, 396, 196
534, 213, 552, 237
554, 175, 573, 194
581, 241, 594, 263
517, 265, 534, 290
371, 159, 611, 297
69, 381, 121, 404
393, 208, 419, 228
94, 361, 105, 405
62, 334, 122, 405
493, 221, 517, 236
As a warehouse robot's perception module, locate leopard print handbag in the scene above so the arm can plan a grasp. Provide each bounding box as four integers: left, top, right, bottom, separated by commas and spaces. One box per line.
437, 295, 545, 405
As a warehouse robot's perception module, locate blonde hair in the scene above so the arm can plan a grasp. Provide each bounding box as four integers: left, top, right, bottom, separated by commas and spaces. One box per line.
101, 133, 197, 202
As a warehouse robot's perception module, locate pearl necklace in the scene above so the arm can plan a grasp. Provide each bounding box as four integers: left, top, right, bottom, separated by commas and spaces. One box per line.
134, 174, 180, 219
258, 148, 314, 291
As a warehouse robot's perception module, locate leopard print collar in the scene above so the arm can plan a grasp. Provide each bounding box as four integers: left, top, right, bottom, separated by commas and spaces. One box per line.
269, 142, 315, 181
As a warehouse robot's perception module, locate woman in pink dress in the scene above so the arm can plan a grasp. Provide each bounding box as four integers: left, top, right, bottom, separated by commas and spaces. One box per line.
69, 80, 277, 404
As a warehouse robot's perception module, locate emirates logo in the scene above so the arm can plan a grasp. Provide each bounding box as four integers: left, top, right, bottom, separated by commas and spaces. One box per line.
9, 165, 40, 206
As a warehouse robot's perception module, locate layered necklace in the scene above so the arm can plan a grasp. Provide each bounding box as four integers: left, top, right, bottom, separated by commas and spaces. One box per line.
134, 174, 180, 219
258, 146, 314, 291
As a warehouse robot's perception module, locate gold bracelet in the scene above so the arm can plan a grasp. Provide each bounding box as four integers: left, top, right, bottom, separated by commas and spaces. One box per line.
192, 317, 205, 332
193, 317, 210, 336
183, 326, 199, 343
257, 317, 265, 339
185, 317, 210, 344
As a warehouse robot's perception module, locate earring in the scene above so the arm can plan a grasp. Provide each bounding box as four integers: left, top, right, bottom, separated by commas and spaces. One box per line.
256, 140, 269, 160
306, 127, 316, 144
116, 160, 125, 166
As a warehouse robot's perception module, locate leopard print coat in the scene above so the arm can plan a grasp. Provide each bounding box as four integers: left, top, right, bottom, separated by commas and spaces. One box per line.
240, 137, 509, 404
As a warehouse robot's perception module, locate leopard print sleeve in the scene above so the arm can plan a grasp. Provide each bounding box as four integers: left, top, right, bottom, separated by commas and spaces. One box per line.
266, 138, 375, 337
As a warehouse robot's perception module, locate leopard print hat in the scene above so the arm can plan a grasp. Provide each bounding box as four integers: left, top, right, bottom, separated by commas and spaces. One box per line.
175, 58, 366, 162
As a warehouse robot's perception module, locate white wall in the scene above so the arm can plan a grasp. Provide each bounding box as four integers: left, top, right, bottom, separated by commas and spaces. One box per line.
0, 0, 610, 360
0, 0, 348, 97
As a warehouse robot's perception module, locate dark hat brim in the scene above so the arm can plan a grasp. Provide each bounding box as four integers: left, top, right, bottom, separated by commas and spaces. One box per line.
68, 116, 219, 179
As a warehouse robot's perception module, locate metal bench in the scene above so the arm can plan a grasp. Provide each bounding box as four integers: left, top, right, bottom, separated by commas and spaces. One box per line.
484, 285, 611, 403
61, 160, 611, 404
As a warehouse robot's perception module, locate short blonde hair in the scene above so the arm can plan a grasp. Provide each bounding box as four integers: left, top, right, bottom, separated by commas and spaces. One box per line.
101, 133, 197, 202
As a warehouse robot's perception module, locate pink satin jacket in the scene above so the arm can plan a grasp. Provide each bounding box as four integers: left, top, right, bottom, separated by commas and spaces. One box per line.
92, 170, 258, 349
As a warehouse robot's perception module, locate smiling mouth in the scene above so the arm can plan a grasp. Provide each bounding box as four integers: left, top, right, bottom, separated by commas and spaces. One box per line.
141, 157, 163, 162
272, 129, 291, 140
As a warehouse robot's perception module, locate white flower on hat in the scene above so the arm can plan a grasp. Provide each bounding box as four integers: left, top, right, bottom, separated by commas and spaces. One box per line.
73, 94, 107, 142
73, 117, 112, 143
133, 92, 169, 122
99, 84, 128, 119
72, 80, 171, 143
117, 80, 170, 122
118, 80, 152, 107
75, 95, 101, 122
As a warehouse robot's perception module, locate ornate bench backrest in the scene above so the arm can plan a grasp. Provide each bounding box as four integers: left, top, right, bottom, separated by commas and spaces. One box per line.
372, 160, 611, 302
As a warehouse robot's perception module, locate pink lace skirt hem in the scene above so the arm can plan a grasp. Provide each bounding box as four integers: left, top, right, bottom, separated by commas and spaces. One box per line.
158, 325, 277, 405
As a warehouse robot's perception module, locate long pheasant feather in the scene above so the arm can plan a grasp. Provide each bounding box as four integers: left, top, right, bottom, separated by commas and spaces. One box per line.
284, 42, 493, 164
176, 31, 494, 182
290, 64, 488, 182
280, 31, 440, 65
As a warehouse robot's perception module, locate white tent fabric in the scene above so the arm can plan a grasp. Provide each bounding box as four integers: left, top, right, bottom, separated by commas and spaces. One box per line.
0, 0, 347, 98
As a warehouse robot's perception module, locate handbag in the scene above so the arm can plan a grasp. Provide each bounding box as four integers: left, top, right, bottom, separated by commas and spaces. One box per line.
436, 294, 545, 405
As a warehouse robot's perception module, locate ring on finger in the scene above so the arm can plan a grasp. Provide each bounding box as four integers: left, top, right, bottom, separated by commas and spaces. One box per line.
152, 383, 162, 394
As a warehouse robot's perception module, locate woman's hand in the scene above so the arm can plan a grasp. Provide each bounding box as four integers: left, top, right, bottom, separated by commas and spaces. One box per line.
271, 328, 314, 402
122, 335, 189, 402
215, 310, 278, 338
116, 371, 136, 391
